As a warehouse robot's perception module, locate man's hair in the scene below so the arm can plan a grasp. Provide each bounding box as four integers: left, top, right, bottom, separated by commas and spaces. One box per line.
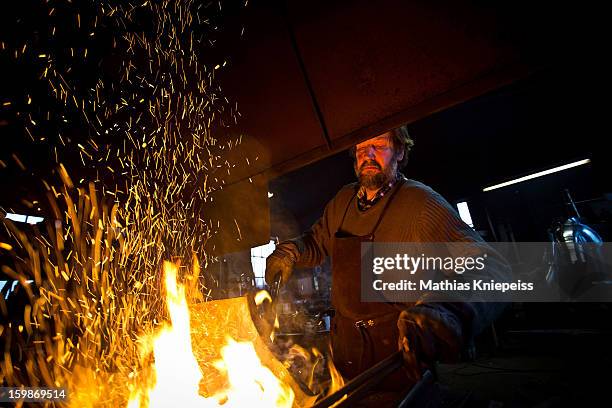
349, 125, 415, 168
391, 125, 414, 168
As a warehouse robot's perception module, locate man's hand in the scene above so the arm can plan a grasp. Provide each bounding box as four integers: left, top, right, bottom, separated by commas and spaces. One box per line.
265, 241, 299, 287
397, 306, 463, 381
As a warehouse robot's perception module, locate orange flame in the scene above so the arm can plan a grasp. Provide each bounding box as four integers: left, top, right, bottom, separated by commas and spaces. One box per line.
326, 356, 346, 407
127, 262, 295, 407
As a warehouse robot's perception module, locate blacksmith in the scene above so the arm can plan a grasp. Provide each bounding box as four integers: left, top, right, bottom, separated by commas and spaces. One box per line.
265, 126, 508, 383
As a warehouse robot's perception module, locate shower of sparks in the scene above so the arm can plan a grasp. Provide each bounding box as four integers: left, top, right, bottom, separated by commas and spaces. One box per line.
0, 1, 261, 406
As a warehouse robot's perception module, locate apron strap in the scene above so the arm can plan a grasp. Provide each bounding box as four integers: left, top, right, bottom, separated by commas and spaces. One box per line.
369, 179, 404, 237
337, 187, 359, 233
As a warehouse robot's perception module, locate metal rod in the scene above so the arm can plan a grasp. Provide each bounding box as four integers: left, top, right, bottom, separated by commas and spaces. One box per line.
311, 351, 403, 408
279, 0, 333, 150
397, 370, 434, 408
327, 359, 403, 408
271, 275, 281, 302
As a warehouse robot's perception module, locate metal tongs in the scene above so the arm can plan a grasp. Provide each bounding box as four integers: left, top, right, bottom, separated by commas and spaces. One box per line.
246, 274, 283, 344
311, 351, 434, 408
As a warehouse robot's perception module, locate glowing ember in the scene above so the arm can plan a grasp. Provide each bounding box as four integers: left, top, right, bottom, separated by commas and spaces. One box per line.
127, 262, 294, 408
254, 290, 273, 305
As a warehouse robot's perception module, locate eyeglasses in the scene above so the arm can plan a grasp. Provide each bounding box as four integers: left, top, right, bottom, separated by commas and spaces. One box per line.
355, 143, 392, 156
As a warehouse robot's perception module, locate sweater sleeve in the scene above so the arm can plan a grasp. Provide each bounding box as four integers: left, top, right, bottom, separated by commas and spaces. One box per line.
412, 189, 511, 344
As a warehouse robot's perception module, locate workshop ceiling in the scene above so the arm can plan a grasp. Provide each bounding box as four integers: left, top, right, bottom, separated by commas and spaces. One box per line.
217, 0, 563, 184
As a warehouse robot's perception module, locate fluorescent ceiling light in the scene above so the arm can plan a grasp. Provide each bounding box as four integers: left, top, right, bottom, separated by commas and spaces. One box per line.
4, 212, 45, 225
1, 280, 34, 299
5, 213, 27, 222
456, 201, 474, 227
483, 159, 591, 192
6, 213, 28, 222
26, 216, 44, 225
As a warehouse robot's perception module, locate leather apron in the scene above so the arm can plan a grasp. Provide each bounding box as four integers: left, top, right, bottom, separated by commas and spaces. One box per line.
330, 182, 404, 381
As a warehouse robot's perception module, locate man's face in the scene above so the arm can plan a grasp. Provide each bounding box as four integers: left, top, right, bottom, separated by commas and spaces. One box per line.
354, 132, 403, 190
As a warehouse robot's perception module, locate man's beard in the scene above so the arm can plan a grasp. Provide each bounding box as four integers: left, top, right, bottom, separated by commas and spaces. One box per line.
356, 159, 397, 190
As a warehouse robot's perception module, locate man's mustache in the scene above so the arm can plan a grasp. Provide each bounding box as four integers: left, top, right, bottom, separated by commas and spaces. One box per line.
359, 160, 381, 171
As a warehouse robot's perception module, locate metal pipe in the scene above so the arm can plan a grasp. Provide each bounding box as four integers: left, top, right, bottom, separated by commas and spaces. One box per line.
326, 361, 404, 408
278, 0, 333, 151
397, 370, 434, 408
311, 351, 403, 408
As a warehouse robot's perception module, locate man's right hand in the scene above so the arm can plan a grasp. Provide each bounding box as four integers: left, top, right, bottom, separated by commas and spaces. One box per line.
265, 241, 299, 287
397, 305, 463, 381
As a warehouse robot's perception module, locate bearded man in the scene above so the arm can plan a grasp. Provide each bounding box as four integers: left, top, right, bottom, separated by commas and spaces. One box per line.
265, 126, 508, 385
